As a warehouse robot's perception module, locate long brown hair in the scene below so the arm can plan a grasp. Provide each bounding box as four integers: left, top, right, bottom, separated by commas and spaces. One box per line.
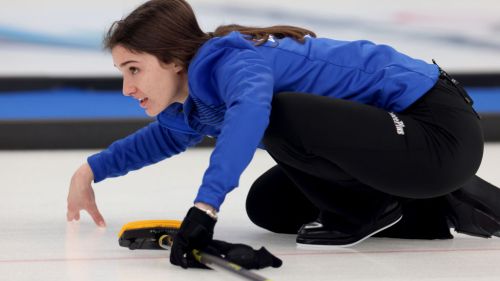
104, 0, 316, 67
211, 24, 316, 46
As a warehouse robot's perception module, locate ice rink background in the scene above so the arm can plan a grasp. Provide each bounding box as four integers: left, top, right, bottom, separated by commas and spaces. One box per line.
1, 0, 500, 76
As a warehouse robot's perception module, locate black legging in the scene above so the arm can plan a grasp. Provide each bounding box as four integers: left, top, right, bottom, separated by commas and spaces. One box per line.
246, 78, 483, 234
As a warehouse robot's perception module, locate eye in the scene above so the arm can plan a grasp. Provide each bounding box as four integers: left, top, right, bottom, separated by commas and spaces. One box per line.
129, 67, 139, 75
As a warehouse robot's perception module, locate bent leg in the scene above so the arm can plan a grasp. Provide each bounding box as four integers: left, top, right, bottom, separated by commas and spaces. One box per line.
262, 86, 483, 240
246, 165, 318, 234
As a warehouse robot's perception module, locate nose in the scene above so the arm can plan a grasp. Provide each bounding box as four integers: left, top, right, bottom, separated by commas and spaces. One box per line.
122, 79, 136, 97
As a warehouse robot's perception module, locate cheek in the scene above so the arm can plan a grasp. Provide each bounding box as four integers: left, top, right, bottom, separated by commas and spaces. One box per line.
162, 75, 182, 96
151, 80, 177, 108
146, 70, 181, 103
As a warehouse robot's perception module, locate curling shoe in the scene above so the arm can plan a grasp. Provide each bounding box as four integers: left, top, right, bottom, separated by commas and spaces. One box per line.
446, 176, 500, 238
296, 202, 403, 248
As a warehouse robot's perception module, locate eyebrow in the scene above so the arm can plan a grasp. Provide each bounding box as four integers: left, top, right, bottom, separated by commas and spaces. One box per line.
117, 60, 139, 68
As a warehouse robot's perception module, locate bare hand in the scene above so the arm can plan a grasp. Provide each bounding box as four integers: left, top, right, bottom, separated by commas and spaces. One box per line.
66, 163, 106, 227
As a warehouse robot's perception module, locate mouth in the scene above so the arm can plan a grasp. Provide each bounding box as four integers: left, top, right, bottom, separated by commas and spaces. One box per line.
139, 97, 149, 108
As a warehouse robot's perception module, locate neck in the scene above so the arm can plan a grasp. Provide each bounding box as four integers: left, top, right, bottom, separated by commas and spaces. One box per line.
177, 72, 189, 103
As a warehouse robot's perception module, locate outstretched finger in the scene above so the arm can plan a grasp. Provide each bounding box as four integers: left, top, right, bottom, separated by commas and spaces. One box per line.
66, 209, 80, 222
86, 205, 106, 227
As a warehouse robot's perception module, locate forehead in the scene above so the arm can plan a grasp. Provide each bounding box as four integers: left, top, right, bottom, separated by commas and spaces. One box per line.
112, 45, 153, 66
112, 45, 139, 60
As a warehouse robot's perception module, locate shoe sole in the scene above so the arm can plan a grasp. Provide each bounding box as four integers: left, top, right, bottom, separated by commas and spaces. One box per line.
296, 215, 403, 250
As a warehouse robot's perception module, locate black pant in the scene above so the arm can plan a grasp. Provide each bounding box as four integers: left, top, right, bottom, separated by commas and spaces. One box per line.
246, 78, 484, 235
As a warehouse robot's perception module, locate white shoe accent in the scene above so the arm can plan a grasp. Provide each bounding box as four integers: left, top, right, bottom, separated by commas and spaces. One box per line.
296, 215, 403, 250
303, 221, 323, 229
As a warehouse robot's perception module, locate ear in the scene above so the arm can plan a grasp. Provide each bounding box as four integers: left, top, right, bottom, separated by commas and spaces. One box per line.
172, 60, 185, 74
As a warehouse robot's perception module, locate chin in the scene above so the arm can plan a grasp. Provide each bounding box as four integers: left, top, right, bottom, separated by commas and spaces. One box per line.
145, 109, 160, 117
145, 103, 171, 117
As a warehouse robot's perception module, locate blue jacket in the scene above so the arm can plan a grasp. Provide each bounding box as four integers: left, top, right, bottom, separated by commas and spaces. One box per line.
88, 31, 439, 210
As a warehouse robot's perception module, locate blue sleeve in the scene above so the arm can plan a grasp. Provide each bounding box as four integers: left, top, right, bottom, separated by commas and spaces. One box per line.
87, 121, 203, 183
193, 45, 274, 210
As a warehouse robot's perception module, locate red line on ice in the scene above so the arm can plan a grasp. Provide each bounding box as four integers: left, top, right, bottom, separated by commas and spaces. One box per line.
2, 247, 500, 264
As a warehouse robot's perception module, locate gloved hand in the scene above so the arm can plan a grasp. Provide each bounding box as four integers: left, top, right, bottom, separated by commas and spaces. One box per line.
170, 207, 216, 269
208, 240, 283, 270
169, 207, 283, 270
171, 237, 283, 270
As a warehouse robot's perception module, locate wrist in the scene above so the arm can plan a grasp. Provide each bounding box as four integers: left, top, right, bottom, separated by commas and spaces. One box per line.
194, 202, 218, 220
77, 163, 94, 182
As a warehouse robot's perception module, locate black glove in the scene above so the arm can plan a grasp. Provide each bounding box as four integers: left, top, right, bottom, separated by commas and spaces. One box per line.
208, 240, 283, 270
170, 207, 216, 269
